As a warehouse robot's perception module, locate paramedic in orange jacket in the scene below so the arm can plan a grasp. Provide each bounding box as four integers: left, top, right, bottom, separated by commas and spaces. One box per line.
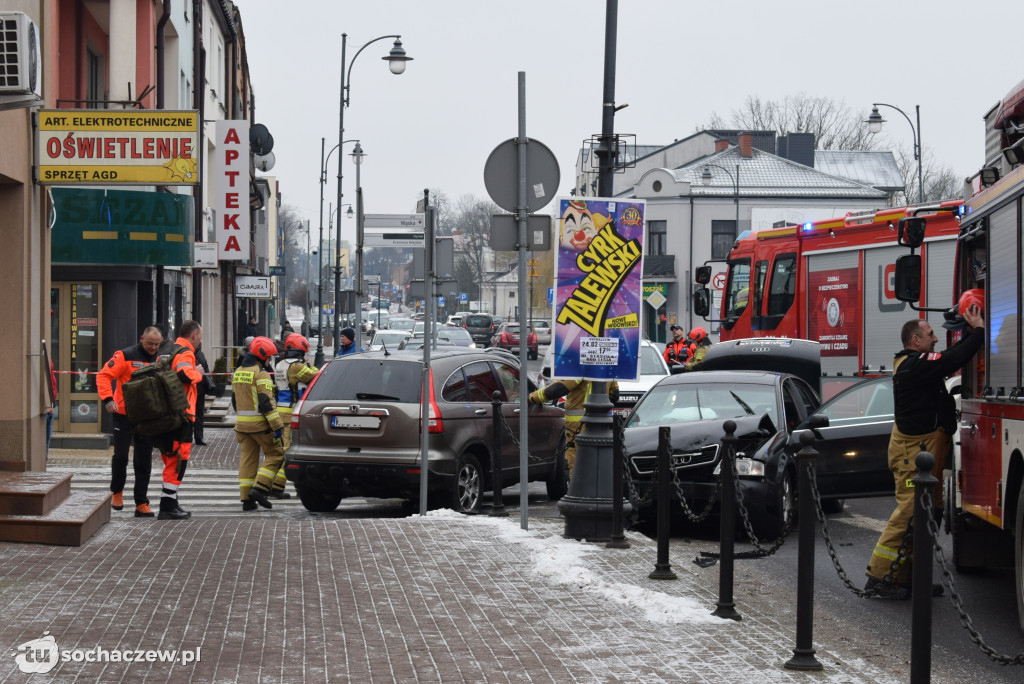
159, 320, 204, 520
96, 325, 163, 517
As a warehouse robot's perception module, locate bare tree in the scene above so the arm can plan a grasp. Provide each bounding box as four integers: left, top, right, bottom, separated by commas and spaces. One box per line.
278, 205, 312, 313
705, 93, 879, 151
891, 143, 965, 205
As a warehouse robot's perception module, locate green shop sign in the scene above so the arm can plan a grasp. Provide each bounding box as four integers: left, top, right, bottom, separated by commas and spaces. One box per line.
642, 283, 668, 297
51, 187, 194, 266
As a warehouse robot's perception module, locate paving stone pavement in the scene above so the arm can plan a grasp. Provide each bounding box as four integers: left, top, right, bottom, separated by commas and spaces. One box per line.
21, 424, 909, 682
0, 505, 905, 683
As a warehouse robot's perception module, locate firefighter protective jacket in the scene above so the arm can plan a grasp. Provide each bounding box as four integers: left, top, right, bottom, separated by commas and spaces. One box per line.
97, 343, 160, 415
233, 362, 284, 433
892, 326, 984, 435
528, 379, 620, 422
274, 357, 319, 414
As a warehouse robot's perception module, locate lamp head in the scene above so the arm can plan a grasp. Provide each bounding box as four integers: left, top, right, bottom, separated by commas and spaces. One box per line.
385, 39, 413, 75
865, 106, 885, 135
700, 167, 713, 185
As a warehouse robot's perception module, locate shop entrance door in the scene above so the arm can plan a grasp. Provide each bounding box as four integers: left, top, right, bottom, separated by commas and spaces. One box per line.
51, 283, 102, 432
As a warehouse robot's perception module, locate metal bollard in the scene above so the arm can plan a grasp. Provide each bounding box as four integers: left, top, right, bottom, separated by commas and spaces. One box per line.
784, 430, 823, 671
712, 420, 741, 620
489, 390, 507, 517
911, 450, 937, 684
607, 413, 630, 549
648, 426, 677, 580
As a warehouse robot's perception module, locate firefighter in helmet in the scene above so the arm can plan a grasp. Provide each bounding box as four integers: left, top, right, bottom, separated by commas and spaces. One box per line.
272, 333, 319, 497
681, 327, 712, 372
528, 377, 619, 478
232, 336, 285, 511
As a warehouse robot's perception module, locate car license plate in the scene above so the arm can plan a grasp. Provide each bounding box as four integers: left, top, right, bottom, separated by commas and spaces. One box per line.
330, 415, 380, 429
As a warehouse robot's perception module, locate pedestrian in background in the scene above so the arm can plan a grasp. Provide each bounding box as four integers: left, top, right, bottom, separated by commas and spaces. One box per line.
244, 315, 258, 339
157, 320, 204, 520
193, 344, 212, 446
96, 326, 164, 518
336, 327, 363, 356
232, 336, 285, 510
280, 319, 294, 341
864, 303, 984, 599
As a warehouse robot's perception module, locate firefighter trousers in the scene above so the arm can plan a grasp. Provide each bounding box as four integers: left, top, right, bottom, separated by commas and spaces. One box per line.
564, 420, 583, 477
236, 430, 285, 500
160, 442, 191, 504
270, 423, 292, 493
867, 427, 949, 583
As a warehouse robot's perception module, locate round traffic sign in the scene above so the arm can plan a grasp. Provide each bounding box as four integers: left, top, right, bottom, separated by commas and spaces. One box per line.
484, 138, 560, 213
713, 273, 726, 290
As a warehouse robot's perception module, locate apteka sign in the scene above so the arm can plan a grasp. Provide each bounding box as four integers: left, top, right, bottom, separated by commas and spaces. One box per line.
215, 121, 249, 261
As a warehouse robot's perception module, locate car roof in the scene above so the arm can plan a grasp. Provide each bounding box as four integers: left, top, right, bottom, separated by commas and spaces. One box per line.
656, 370, 785, 387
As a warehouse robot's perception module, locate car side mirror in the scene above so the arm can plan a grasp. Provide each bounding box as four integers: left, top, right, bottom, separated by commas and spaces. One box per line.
807, 413, 829, 429
693, 287, 711, 317
542, 366, 551, 378
894, 254, 922, 302
897, 217, 926, 248
695, 265, 712, 285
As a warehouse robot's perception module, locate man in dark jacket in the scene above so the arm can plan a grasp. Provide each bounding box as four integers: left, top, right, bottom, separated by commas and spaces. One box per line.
193, 345, 213, 446
96, 326, 164, 517
864, 308, 984, 599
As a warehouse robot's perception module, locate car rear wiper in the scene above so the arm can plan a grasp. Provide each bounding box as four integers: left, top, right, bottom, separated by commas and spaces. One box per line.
729, 390, 755, 416
355, 392, 401, 401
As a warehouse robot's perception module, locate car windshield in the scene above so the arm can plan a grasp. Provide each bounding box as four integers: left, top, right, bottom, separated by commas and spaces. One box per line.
439, 328, 472, 342
306, 359, 421, 402
628, 382, 778, 427
373, 332, 410, 346
640, 344, 667, 375
818, 377, 893, 424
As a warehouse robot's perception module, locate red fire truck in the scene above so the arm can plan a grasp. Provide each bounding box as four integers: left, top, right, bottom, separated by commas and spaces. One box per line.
892, 78, 1024, 631
701, 203, 962, 397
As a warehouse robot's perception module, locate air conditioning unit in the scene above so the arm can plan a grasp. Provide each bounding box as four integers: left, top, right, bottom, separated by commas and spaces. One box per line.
0, 12, 42, 96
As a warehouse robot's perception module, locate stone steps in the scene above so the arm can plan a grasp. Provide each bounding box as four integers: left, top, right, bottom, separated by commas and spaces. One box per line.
0, 471, 110, 546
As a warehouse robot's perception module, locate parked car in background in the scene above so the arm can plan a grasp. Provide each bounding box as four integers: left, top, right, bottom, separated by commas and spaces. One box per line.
445, 315, 464, 327
284, 349, 568, 513
398, 337, 456, 351
436, 327, 476, 348
490, 323, 538, 359
538, 339, 669, 415
365, 310, 391, 329
531, 320, 552, 345
463, 313, 495, 348
368, 330, 412, 352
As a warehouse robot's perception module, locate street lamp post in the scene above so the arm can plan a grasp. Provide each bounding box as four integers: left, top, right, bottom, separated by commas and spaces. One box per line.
335, 33, 413, 355
865, 103, 923, 203
317, 138, 358, 365
700, 162, 741, 235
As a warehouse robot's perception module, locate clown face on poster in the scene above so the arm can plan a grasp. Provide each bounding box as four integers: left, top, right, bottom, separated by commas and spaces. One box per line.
552, 198, 645, 382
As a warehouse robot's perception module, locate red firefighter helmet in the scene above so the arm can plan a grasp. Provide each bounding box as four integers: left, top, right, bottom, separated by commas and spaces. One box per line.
958, 288, 985, 317
249, 336, 277, 362
285, 333, 310, 353
688, 327, 708, 343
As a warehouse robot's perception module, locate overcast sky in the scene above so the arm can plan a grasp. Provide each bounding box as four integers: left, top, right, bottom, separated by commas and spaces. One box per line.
237, 0, 1024, 246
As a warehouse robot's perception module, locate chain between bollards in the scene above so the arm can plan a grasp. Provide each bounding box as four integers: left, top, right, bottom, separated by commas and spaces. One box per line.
712, 420, 740, 620
489, 390, 507, 517
784, 430, 823, 671
606, 413, 630, 549
649, 425, 676, 580
911, 450, 937, 684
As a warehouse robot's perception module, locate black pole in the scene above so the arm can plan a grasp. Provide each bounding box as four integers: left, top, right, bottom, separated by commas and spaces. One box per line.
784, 430, 823, 671
911, 450, 937, 684
648, 426, 676, 580
489, 390, 506, 517
606, 413, 629, 549
557, 0, 622, 543
712, 420, 740, 620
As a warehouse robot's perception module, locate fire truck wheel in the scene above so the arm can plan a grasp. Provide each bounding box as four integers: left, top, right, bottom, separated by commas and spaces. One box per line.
1014, 483, 1024, 633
